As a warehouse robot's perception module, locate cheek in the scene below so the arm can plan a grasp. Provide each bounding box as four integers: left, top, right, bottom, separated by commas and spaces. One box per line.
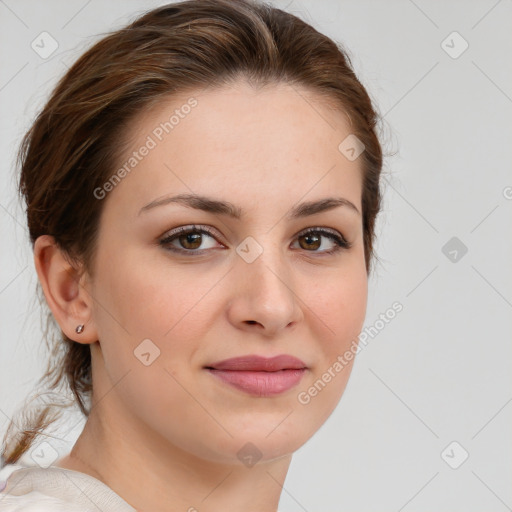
303, 260, 368, 346
297, 262, 367, 408
331, 275, 367, 348
88, 248, 219, 433
94, 245, 212, 335
90, 246, 229, 379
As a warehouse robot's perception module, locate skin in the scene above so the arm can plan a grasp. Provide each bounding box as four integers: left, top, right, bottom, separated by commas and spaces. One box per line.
34, 80, 368, 512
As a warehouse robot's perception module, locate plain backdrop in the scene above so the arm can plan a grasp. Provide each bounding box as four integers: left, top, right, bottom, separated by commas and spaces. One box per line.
0, 1, 511, 511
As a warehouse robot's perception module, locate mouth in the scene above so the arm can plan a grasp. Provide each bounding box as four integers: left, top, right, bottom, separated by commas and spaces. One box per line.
204, 354, 307, 397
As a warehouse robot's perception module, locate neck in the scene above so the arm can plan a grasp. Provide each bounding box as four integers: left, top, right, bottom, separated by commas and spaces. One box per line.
59, 349, 292, 511
64, 408, 291, 511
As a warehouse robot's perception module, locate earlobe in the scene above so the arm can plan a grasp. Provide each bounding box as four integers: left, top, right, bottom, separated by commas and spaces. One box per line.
33, 235, 97, 345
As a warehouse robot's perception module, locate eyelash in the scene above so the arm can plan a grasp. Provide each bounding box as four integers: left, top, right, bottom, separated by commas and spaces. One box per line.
158, 224, 352, 256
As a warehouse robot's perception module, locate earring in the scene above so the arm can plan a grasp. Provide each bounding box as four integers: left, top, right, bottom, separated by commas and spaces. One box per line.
75, 324, 84, 334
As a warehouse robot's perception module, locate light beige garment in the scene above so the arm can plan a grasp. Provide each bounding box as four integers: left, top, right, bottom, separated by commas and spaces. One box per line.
0, 463, 136, 511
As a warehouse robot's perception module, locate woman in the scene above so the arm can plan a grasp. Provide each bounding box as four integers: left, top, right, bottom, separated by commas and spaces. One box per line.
0, 0, 383, 510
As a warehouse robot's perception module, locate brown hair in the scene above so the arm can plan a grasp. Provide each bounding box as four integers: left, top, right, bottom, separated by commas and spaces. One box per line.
1, 0, 384, 465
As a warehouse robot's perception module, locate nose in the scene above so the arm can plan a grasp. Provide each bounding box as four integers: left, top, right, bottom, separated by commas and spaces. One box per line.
226, 245, 304, 337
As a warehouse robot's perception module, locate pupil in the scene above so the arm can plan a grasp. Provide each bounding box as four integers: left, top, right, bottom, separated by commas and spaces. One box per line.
303, 233, 320, 250
181, 232, 201, 249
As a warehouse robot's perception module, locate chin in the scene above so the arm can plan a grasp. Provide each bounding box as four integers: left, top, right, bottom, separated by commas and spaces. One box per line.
207, 418, 316, 465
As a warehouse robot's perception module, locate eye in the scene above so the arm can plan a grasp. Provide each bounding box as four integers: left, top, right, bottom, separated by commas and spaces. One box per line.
158, 225, 352, 256
292, 228, 352, 255
159, 225, 223, 255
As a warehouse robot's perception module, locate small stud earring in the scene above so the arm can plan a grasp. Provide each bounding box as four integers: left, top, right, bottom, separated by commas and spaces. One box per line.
75, 324, 84, 334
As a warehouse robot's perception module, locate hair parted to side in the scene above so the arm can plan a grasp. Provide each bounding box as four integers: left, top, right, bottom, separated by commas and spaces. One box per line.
1, 0, 384, 465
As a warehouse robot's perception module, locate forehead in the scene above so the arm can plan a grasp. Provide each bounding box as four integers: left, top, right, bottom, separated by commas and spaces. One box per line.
106, 81, 363, 219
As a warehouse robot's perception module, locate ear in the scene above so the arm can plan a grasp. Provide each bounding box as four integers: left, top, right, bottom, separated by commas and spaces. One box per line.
33, 235, 98, 345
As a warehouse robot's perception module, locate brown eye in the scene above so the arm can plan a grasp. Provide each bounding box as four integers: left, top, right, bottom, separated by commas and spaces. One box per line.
159, 225, 222, 255
177, 232, 202, 250
298, 232, 321, 250
292, 228, 351, 255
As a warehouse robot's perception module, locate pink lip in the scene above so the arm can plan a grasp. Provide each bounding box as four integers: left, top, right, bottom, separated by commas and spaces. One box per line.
205, 355, 307, 397
207, 354, 307, 371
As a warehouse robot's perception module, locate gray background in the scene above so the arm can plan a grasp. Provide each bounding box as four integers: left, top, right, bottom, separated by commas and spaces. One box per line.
1, 1, 511, 511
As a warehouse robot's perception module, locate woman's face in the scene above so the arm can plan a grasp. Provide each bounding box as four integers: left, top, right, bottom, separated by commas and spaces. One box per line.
86, 80, 367, 465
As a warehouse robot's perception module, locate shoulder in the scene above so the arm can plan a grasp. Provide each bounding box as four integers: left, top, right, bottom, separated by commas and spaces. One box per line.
0, 463, 135, 511
0, 488, 94, 511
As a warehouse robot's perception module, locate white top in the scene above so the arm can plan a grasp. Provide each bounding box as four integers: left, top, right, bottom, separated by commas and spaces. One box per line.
0, 462, 136, 511
0, 461, 285, 511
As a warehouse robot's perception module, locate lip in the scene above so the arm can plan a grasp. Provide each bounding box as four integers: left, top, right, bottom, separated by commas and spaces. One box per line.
206, 354, 307, 371
205, 355, 307, 397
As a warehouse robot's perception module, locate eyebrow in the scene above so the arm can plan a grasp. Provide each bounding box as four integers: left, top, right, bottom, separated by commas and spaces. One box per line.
138, 193, 360, 219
